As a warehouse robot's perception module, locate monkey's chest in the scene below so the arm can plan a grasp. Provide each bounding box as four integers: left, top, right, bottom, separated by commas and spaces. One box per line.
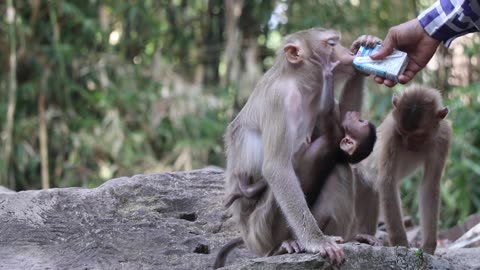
293, 114, 318, 154
394, 149, 425, 179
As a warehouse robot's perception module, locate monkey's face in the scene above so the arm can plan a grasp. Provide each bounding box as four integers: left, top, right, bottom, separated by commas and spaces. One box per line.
340, 111, 372, 155
393, 110, 439, 151
310, 30, 356, 74
342, 111, 371, 140
392, 106, 439, 151
394, 124, 434, 151
321, 35, 356, 75
283, 28, 356, 74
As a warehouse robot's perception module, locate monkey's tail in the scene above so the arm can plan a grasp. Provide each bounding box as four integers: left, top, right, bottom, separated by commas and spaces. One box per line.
213, 237, 244, 269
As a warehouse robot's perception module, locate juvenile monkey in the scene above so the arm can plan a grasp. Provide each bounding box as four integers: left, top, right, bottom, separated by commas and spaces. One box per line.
220, 29, 379, 268
355, 85, 451, 254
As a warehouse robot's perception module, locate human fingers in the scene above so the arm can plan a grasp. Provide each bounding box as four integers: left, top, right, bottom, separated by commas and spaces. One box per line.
370, 31, 396, 60
374, 76, 385, 84
383, 79, 397, 87
397, 60, 423, 84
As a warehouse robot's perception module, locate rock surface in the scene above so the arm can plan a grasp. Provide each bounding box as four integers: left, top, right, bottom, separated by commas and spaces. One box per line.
0, 169, 478, 270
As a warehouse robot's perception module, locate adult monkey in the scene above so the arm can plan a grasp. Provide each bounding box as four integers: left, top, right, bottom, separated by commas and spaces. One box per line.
220, 28, 379, 267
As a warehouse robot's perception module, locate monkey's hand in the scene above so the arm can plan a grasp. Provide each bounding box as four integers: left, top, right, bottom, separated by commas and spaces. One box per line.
350, 34, 382, 54
311, 47, 340, 76
303, 236, 345, 265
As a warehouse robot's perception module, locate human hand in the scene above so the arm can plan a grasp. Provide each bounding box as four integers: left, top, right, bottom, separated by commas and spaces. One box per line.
370, 19, 441, 87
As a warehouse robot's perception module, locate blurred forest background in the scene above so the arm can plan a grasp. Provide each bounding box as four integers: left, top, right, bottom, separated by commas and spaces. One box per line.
0, 0, 479, 229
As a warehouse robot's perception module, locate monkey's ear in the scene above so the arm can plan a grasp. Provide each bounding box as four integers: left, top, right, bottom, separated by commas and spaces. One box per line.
284, 43, 302, 64
436, 106, 449, 119
340, 136, 356, 156
392, 94, 399, 108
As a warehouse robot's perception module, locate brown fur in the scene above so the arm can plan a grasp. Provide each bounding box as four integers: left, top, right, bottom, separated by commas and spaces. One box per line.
223, 29, 369, 256
354, 85, 452, 254
216, 32, 382, 268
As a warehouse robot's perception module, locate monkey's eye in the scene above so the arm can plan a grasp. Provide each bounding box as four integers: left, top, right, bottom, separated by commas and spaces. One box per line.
327, 39, 337, 46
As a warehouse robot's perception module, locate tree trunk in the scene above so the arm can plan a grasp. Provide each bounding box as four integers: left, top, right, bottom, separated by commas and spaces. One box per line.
39, 68, 51, 189
202, 0, 224, 85
3, 0, 18, 189
221, 0, 244, 87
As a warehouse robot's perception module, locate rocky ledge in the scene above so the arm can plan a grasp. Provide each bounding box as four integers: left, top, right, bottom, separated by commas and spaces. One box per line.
0, 169, 478, 269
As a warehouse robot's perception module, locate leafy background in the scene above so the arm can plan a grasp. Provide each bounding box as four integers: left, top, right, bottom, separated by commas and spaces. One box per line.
1, 0, 479, 229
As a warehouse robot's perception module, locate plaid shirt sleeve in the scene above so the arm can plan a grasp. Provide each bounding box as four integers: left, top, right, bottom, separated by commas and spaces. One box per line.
418, 0, 480, 47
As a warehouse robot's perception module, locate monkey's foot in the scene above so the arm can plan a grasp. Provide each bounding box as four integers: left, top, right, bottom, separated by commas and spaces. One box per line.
420, 245, 436, 255
353, 233, 383, 246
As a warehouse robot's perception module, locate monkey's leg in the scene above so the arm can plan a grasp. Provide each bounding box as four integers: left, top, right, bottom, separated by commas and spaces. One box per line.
380, 180, 409, 247
354, 172, 380, 236
312, 185, 382, 247
419, 160, 442, 254
309, 167, 351, 240
296, 136, 337, 205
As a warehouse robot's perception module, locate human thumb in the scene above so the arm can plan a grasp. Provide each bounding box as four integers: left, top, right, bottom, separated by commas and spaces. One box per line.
370, 35, 395, 60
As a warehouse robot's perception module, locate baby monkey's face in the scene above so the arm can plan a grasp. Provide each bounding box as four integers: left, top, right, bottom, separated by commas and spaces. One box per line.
342, 111, 371, 143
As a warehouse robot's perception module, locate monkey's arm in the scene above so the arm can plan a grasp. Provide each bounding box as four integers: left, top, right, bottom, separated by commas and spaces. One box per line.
354, 170, 380, 236
262, 92, 322, 239
261, 84, 344, 263
338, 74, 365, 121
338, 34, 381, 119
297, 65, 342, 200
319, 61, 343, 144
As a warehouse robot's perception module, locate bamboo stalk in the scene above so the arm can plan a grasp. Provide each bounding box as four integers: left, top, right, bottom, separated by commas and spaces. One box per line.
48, 1, 70, 107
3, 0, 18, 189
39, 69, 51, 189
